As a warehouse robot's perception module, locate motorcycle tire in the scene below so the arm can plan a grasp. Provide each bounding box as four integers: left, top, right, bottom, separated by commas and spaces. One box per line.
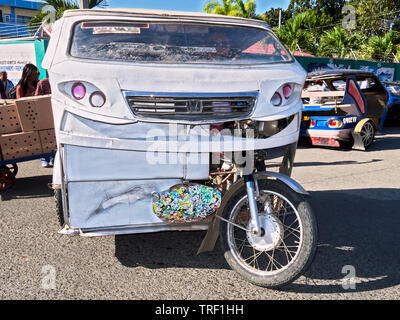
220, 178, 317, 288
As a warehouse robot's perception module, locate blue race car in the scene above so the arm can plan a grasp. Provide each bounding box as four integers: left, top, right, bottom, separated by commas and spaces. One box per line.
382, 81, 400, 122
300, 70, 388, 150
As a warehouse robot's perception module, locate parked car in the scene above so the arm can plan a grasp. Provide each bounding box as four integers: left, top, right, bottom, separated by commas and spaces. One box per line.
300, 70, 388, 150
382, 81, 400, 122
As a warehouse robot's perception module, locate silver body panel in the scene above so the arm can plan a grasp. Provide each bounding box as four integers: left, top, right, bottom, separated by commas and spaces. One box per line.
44, 9, 307, 236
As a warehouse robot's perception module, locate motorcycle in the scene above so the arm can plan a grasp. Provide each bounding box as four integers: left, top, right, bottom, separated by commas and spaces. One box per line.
44, 8, 318, 288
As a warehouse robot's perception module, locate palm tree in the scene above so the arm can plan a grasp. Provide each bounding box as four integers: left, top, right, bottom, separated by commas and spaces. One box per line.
317, 26, 362, 59
28, 0, 108, 26
203, 0, 256, 19
274, 11, 316, 54
232, 0, 256, 19
363, 31, 399, 62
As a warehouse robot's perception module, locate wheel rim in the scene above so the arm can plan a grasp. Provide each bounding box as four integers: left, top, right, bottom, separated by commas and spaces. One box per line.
6, 164, 17, 176
0, 169, 14, 191
227, 191, 303, 276
360, 122, 374, 147
1, 164, 18, 176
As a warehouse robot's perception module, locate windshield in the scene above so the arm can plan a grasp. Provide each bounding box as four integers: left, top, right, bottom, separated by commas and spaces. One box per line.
386, 83, 400, 96
69, 21, 293, 65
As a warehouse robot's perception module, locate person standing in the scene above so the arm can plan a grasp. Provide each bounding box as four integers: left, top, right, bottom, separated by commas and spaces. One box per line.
16, 63, 39, 99
35, 78, 51, 96
0, 71, 14, 98
0, 80, 6, 99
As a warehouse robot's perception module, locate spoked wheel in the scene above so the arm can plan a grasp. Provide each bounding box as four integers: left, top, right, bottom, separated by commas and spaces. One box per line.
360, 121, 375, 149
2, 164, 18, 177
0, 167, 15, 192
220, 178, 317, 288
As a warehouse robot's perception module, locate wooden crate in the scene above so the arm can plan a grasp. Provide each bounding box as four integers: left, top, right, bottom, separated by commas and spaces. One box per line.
0, 131, 43, 161
0, 103, 22, 134
15, 95, 54, 132
38, 129, 57, 153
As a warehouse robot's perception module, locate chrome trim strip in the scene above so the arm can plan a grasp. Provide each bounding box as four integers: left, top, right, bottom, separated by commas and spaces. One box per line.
59, 222, 210, 237
123, 91, 259, 98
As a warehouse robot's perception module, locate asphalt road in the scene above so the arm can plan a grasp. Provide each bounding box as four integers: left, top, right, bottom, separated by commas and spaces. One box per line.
0, 125, 399, 300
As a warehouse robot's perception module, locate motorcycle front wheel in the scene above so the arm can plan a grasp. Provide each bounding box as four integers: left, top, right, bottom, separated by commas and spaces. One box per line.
220, 178, 317, 288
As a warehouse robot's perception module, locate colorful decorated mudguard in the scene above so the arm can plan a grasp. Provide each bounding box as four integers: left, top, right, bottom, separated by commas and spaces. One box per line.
152, 184, 221, 223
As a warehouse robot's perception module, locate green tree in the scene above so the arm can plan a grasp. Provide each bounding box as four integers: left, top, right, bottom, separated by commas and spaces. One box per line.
274, 11, 316, 54
258, 8, 291, 28
317, 26, 363, 58
262, 0, 345, 40
28, 0, 108, 26
233, 0, 256, 18
287, 0, 345, 22
354, 0, 400, 36
362, 31, 399, 62
203, 0, 256, 18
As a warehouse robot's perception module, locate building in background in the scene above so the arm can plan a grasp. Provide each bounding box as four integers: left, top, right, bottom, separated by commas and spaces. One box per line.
0, 0, 41, 38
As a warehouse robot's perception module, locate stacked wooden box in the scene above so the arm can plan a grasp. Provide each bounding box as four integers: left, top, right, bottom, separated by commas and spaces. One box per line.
0, 95, 56, 161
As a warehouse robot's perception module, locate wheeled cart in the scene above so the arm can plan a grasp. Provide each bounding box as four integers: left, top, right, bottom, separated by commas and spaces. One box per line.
0, 152, 56, 191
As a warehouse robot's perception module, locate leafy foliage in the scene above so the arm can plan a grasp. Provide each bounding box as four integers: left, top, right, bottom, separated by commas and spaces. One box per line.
203, 0, 256, 18
273, 11, 317, 54
203, 0, 400, 62
28, 0, 108, 26
362, 31, 399, 61
317, 26, 364, 58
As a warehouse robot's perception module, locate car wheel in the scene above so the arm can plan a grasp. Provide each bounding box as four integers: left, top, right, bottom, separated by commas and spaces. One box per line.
360, 121, 375, 149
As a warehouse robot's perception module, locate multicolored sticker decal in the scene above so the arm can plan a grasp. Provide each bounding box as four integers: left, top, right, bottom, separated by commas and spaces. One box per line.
152, 184, 221, 223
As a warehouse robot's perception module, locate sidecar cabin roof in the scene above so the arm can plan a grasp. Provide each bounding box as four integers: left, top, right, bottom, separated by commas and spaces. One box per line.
62, 8, 270, 28
307, 69, 377, 81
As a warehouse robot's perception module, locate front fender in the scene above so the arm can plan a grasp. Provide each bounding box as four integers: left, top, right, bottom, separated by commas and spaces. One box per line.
255, 171, 309, 195
197, 171, 308, 254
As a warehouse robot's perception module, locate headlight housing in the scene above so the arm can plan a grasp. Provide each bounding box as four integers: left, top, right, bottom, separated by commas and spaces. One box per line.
270, 83, 302, 107
59, 81, 107, 108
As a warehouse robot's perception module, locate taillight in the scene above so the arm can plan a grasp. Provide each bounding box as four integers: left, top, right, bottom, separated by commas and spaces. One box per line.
328, 119, 343, 128
89, 91, 106, 108
71, 82, 86, 100
271, 92, 282, 106
310, 119, 315, 127
282, 84, 292, 99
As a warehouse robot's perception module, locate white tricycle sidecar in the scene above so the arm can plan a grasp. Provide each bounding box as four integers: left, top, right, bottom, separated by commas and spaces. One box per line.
43, 8, 317, 288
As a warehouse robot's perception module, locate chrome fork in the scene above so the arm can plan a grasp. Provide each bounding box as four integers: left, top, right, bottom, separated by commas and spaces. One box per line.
244, 175, 262, 236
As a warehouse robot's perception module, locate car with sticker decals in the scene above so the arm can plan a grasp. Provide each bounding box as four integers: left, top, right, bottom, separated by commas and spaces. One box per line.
382, 81, 400, 122
300, 70, 388, 150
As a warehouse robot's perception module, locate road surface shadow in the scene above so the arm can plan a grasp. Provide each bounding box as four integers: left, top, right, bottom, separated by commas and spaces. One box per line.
115, 230, 228, 270
283, 188, 400, 293
0, 175, 53, 201
115, 188, 400, 293
369, 134, 400, 152
293, 159, 382, 167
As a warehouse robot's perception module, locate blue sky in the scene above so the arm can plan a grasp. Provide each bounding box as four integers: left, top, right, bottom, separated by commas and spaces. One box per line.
107, 1, 290, 14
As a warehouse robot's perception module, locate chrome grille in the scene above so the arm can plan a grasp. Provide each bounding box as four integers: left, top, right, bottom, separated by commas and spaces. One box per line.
124, 91, 258, 121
